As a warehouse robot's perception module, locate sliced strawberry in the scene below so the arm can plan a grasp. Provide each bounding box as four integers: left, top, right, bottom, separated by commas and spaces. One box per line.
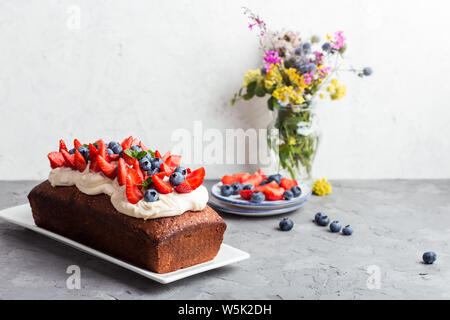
256, 168, 267, 180
221, 175, 240, 185
117, 158, 128, 186
160, 162, 175, 177
61, 149, 75, 168
154, 150, 162, 159
239, 189, 257, 200
254, 181, 280, 193
138, 141, 148, 152
74, 149, 87, 172
241, 173, 264, 186
48, 152, 66, 169
127, 167, 143, 185
59, 140, 68, 153
167, 155, 182, 167
132, 159, 145, 181
96, 140, 108, 161
109, 154, 120, 161
175, 180, 193, 193
125, 174, 143, 204
280, 178, 298, 190
121, 136, 133, 150
131, 138, 140, 146
88, 143, 101, 172
161, 151, 171, 162
153, 171, 166, 180
233, 172, 251, 182
97, 155, 117, 179
186, 167, 205, 190
74, 139, 83, 149
264, 187, 284, 201
186, 168, 191, 174
152, 174, 173, 194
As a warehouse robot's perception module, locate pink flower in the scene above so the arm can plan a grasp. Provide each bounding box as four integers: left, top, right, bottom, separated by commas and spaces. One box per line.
332, 31, 346, 50
248, 24, 254, 30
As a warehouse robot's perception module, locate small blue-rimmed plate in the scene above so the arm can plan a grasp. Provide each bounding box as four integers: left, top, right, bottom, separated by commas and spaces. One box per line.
208, 198, 308, 216
210, 182, 311, 210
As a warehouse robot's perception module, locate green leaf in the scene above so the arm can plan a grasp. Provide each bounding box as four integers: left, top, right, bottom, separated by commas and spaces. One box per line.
124, 149, 138, 158
255, 86, 266, 97
246, 81, 257, 95
137, 151, 148, 160
267, 96, 280, 111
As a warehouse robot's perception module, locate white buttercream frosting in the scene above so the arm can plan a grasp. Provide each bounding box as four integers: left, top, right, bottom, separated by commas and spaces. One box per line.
48, 166, 208, 220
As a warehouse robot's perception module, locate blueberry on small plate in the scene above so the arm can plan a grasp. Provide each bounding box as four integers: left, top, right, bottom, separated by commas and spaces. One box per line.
231, 182, 243, 195
250, 192, 265, 203
220, 184, 233, 197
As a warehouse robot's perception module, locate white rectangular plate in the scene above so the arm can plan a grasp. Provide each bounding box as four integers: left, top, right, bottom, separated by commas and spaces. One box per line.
0, 204, 250, 284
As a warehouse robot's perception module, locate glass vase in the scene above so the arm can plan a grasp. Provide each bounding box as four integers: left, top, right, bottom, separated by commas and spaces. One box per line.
267, 103, 320, 182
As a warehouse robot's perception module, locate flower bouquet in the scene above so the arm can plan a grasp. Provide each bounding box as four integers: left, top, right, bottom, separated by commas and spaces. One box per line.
231, 8, 372, 180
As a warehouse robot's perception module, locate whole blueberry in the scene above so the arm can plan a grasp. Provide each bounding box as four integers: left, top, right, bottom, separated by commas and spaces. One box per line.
322, 42, 331, 52
69, 148, 76, 155
108, 141, 118, 149
77, 146, 89, 161
139, 157, 152, 171
268, 174, 282, 185
169, 172, 185, 186
220, 184, 233, 197
144, 189, 159, 202
231, 182, 243, 195
242, 184, 254, 190
291, 186, 302, 197
283, 190, 294, 200
146, 167, 160, 175
302, 42, 311, 53
111, 144, 123, 155
329, 221, 342, 233
250, 192, 265, 203
422, 252, 437, 264
317, 215, 330, 226
174, 166, 187, 176
131, 145, 142, 152
363, 67, 373, 76
314, 212, 324, 223
151, 157, 163, 170
342, 225, 354, 235
279, 218, 294, 231
107, 148, 114, 156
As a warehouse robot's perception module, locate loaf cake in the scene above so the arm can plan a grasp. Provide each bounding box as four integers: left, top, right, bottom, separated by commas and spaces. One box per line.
28, 137, 226, 273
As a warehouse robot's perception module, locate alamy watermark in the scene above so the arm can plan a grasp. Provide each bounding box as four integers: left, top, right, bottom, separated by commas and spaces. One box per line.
66, 265, 81, 290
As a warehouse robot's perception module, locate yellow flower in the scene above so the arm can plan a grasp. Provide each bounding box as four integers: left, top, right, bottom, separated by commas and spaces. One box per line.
319, 93, 325, 99
327, 34, 332, 40
331, 78, 339, 86
312, 178, 332, 196
243, 69, 262, 87
288, 137, 296, 145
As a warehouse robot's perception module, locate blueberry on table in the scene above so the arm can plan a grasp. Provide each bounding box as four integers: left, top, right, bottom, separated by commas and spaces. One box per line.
144, 189, 159, 202
250, 192, 265, 203
242, 184, 254, 190
279, 218, 294, 231
169, 172, 185, 186
231, 182, 243, 195
291, 186, 302, 197
317, 215, 330, 227
220, 184, 233, 197
329, 221, 342, 233
314, 212, 324, 223
422, 252, 437, 264
283, 190, 294, 200
342, 225, 354, 235
174, 166, 187, 176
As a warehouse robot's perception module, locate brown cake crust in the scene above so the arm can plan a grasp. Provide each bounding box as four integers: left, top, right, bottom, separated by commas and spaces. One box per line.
27, 180, 226, 273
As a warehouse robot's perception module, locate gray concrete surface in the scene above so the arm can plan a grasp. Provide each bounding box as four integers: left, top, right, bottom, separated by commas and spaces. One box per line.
0, 179, 449, 300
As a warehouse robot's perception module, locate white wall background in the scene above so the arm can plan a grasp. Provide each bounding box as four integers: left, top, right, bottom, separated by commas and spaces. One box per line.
1, 0, 449, 180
